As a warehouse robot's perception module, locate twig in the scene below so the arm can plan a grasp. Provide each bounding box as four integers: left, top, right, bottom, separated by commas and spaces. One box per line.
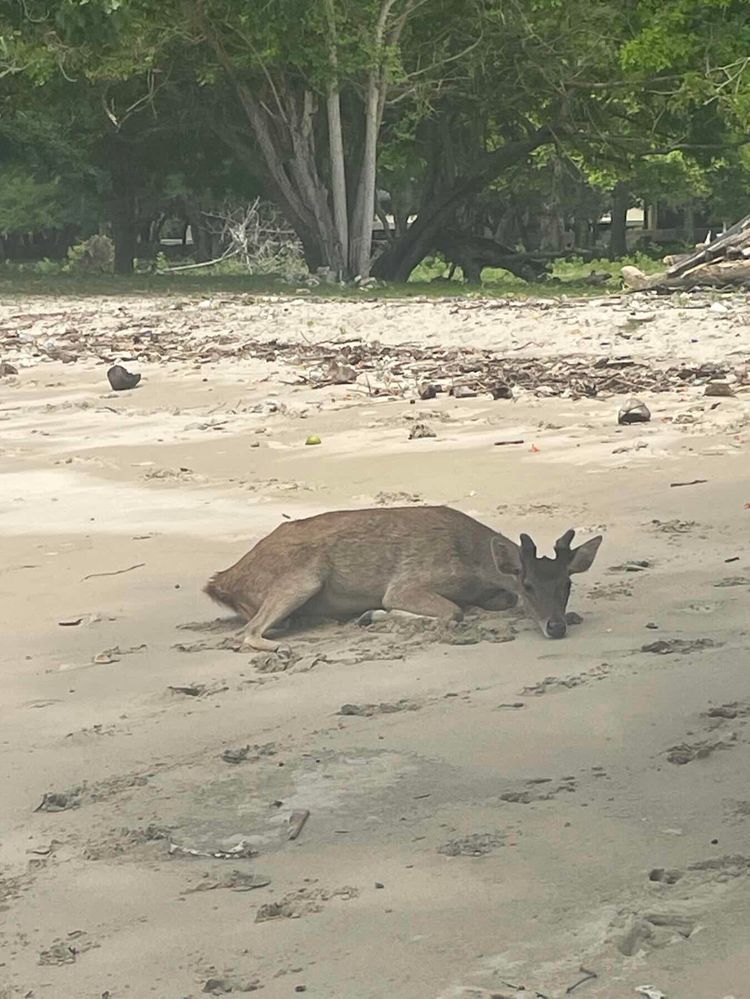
670, 479, 707, 488
83, 563, 145, 581
565, 967, 598, 994
157, 248, 239, 273
288, 809, 310, 840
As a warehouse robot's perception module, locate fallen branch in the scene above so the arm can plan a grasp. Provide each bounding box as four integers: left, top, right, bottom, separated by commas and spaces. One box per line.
83, 562, 146, 581
157, 248, 240, 274
565, 967, 598, 994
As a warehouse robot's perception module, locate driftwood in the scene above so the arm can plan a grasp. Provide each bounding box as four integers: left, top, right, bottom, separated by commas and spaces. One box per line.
623, 259, 750, 292
627, 213, 750, 291
665, 213, 750, 278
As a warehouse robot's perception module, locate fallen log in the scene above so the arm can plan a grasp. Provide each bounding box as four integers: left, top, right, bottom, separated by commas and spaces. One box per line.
665, 212, 750, 278
623, 259, 750, 292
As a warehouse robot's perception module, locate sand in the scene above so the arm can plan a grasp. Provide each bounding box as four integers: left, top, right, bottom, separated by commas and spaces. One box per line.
1, 291, 750, 999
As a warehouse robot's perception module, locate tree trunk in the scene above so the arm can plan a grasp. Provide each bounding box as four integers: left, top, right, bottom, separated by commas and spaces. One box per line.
609, 182, 629, 259
684, 201, 695, 245
324, 0, 348, 276
350, 73, 381, 277
185, 198, 211, 262
111, 171, 136, 275
327, 86, 348, 275
372, 130, 553, 282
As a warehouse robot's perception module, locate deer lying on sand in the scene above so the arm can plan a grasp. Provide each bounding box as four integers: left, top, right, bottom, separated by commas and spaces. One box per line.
205, 506, 602, 651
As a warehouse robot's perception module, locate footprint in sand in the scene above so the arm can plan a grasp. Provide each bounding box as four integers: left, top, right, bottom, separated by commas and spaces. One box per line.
611, 856, 750, 957
438, 831, 506, 856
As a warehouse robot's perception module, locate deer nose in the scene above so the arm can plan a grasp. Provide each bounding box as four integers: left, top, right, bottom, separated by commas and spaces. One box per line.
546, 619, 567, 639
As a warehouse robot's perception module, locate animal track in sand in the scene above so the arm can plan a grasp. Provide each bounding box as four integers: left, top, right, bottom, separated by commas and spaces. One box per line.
500, 776, 577, 805
438, 831, 506, 856
254, 883, 359, 922
519, 663, 612, 696
35, 771, 153, 813
587, 580, 634, 600
83, 824, 172, 861
611, 855, 750, 957
648, 518, 700, 536
665, 697, 749, 763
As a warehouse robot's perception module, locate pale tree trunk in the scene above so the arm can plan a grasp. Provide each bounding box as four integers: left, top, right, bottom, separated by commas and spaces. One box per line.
324, 0, 349, 277
350, 0, 416, 279
327, 89, 348, 276
350, 74, 382, 277
206, 0, 417, 281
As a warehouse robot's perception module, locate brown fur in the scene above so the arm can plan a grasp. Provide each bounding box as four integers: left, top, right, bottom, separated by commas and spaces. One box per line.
205, 506, 602, 651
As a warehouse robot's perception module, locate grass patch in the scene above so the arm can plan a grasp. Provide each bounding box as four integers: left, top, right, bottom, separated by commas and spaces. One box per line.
0, 252, 664, 301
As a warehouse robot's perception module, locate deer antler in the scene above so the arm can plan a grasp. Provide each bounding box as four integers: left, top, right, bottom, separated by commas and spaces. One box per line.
554, 528, 576, 558
520, 533, 538, 558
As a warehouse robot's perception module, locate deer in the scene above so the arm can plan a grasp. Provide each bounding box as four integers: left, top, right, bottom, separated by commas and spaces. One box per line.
204, 506, 602, 652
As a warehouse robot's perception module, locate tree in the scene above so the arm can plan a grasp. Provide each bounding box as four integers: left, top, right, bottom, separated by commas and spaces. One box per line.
6, 0, 750, 280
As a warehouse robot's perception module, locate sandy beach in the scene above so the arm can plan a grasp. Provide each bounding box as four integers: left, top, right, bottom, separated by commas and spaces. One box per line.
1, 290, 749, 999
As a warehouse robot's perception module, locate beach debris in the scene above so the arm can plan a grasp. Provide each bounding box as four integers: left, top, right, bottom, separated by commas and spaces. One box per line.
648, 868, 683, 884
222, 742, 276, 764
168, 683, 206, 697
338, 700, 420, 717
304, 434, 322, 445
438, 831, 505, 856
635, 987, 666, 999
451, 385, 477, 398
704, 381, 734, 397
186, 871, 271, 893
83, 562, 145, 581
491, 382, 513, 399
494, 439, 525, 446
169, 839, 257, 860
642, 638, 719, 655
35, 790, 82, 813
670, 479, 707, 488
565, 967, 598, 994
3, 309, 741, 399
324, 359, 358, 384
666, 738, 734, 764
618, 397, 651, 425
106, 364, 141, 391
288, 809, 310, 841
255, 885, 358, 922
58, 617, 82, 627
38, 931, 96, 966
611, 555, 649, 575
408, 422, 436, 439
202, 976, 261, 995
0, 361, 18, 376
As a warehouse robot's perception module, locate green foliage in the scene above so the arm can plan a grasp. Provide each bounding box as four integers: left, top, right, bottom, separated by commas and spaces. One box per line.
4, 0, 750, 281
0, 168, 65, 231
66, 234, 114, 273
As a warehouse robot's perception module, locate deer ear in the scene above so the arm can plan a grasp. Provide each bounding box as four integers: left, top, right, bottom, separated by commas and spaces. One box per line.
491, 534, 522, 576
568, 536, 602, 574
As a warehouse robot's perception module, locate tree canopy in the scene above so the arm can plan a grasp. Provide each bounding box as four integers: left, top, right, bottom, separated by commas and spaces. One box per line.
2, 0, 750, 276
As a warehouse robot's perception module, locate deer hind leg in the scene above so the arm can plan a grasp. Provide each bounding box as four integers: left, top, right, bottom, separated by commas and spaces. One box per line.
242, 569, 324, 651
382, 582, 464, 623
